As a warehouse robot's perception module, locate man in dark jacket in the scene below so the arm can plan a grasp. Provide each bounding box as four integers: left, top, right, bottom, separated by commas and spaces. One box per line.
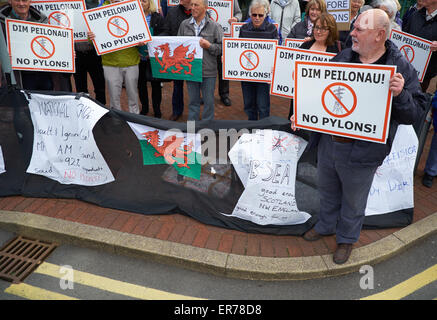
403, 0, 437, 92
297, 9, 427, 265
0, 0, 53, 90
161, 0, 192, 121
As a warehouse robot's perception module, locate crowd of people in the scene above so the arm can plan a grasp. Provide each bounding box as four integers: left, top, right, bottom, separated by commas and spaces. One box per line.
0, 0, 436, 264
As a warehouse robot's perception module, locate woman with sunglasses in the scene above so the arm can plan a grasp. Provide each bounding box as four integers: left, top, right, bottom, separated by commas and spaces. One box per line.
239, 0, 279, 120
288, 13, 343, 118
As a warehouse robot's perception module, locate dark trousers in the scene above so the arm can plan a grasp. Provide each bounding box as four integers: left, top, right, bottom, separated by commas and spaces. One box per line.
241, 81, 270, 120
217, 55, 229, 98
315, 134, 378, 244
172, 79, 184, 116
73, 50, 106, 105
138, 60, 162, 117
21, 71, 53, 91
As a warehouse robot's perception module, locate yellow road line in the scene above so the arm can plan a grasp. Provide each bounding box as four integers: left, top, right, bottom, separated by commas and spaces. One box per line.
5, 283, 78, 300
34, 262, 204, 300
362, 264, 437, 300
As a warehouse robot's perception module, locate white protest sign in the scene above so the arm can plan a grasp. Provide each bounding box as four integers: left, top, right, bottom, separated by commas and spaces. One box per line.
284, 38, 305, 49
231, 22, 279, 38
26, 94, 115, 186
271, 47, 335, 98
390, 29, 433, 83
6, 19, 74, 73
365, 125, 417, 216
82, 0, 151, 55
31, 0, 88, 42
326, 0, 350, 31
207, 0, 233, 36
222, 38, 278, 83
0, 146, 5, 175
226, 130, 310, 226
294, 61, 396, 143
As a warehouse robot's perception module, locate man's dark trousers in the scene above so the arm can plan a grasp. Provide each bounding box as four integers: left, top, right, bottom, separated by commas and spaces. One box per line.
314, 134, 378, 244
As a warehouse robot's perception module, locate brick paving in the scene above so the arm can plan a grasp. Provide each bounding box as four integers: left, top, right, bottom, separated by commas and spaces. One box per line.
1, 77, 436, 258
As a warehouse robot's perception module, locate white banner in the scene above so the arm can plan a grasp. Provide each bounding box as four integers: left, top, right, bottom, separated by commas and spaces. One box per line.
31, 0, 88, 42
390, 29, 433, 83
226, 130, 310, 225
82, 0, 151, 55
271, 47, 335, 98
26, 94, 115, 186
365, 125, 417, 216
294, 61, 396, 143
6, 19, 75, 73
0, 146, 5, 175
283, 38, 305, 49
222, 38, 278, 83
207, 0, 233, 36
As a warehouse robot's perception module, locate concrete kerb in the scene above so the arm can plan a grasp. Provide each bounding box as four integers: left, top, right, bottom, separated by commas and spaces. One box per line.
0, 210, 436, 281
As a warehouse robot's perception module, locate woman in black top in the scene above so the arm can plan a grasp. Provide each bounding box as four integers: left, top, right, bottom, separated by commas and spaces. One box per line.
288, 13, 343, 119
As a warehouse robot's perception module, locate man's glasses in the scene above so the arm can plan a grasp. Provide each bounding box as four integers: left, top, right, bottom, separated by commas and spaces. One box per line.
251, 13, 265, 18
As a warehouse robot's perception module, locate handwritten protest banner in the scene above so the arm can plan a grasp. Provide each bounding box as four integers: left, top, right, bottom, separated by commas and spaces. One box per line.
0, 146, 5, 175
326, 0, 350, 31
26, 93, 115, 186
294, 61, 396, 143
390, 29, 432, 83
226, 130, 310, 225
82, 0, 151, 55
31, 0, 88, 42
365, 125, 417, 216
283, 38, 305, 49
207, 0, 233, 36
222, 38, 278, 83
271, 47, 335, 98
6, 19, 74, 73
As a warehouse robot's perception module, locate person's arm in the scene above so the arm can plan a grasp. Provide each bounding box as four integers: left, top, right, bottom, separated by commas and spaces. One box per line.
228, 0, 242, 24
202, 24, 223, 56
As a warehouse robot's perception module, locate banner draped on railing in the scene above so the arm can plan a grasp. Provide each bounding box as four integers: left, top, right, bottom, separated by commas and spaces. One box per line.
0, 88, 422, 235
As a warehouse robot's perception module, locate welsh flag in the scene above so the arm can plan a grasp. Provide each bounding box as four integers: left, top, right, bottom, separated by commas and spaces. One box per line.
147, 36, 203, 82
128, 122, 202, 180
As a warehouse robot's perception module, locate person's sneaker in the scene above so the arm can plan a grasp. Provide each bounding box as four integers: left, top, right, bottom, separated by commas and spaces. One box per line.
422, 173, 434, 188
333, 243, 353, 264
303, 228, 322, 241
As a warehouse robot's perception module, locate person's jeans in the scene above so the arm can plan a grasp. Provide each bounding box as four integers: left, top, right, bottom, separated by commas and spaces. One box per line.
172, 80, 184, 116
186, 77, 216, 121
241, 81, 270, 120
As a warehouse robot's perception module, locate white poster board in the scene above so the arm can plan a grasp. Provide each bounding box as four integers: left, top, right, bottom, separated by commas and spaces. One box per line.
31, 0, 88, 42
390, 29, 433, 83
0, 146, 5, 175
82, 0, 152, 55
222, 38, 278, 83
365, 125, 417, 216
283, 38, 305, 49
271, 47, 335, 98
26, 94, 115, 186
6, 19, 75, 73
294, 61, 396, 143
207, 0, 233, 36
226, 130, 310, 225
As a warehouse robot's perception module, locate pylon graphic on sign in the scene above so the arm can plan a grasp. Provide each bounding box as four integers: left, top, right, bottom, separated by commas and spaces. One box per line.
332, 86, 346, 115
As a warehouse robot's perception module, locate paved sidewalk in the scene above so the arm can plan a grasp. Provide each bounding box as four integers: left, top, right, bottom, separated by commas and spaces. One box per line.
0, 80, 436, 280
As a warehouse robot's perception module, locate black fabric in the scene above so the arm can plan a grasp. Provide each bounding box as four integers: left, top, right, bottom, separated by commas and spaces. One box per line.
0, 88, 423, 235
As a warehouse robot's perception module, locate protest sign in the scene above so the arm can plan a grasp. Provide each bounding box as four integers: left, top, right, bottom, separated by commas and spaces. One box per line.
222, 38, 278, 83
390, 29, 433, 83
270, 47, 335, 98
207, 0, 233, 36
226, 129, 310, 226
294, 61, 396, 143
326, 0, 350, 31
283, 38, 305, 49
147, 36, 203, 82
26, 93, 115, 186
82, 0, 151, 55
365, 125, 417, 216
6, 19, 74, 73
231, 22, 279, 38
31, 0, 88, 42
0, 146, 5, 175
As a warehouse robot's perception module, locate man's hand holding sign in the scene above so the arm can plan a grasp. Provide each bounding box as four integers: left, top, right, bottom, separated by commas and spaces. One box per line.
291, 9, 427, 265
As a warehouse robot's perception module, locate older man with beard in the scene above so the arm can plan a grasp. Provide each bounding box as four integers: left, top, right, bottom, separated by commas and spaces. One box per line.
293, 9, 428, 264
